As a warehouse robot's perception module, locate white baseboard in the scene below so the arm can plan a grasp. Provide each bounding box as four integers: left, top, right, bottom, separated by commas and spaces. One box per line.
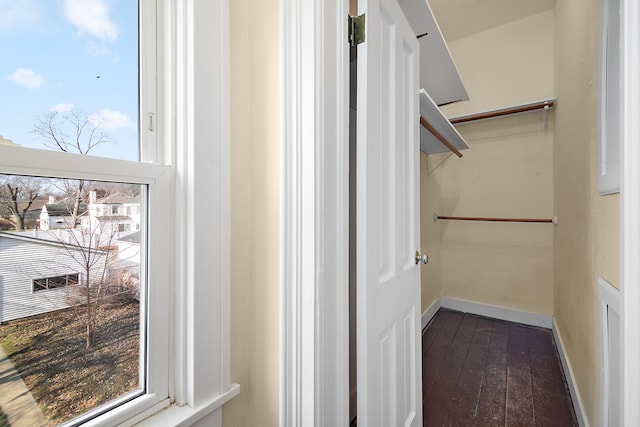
439, 296, 553, 329
421, 298, 441, 330
553, 319, 590, 427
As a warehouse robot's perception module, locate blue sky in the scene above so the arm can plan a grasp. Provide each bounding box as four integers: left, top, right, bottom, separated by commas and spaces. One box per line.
0, 0, 139, 161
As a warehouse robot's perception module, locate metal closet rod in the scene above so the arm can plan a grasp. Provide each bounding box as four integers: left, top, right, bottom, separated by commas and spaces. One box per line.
448, 98, 556, 125
433, 213, 559, 225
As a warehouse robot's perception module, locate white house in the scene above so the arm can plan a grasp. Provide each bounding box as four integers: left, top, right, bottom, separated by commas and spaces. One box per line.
39, 201, 82, 230
86, 191, 140, 236
0, 231, 108, 323
116, 230, 141, 266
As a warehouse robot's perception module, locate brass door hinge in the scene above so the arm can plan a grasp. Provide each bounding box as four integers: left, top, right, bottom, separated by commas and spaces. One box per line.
348, 14, 365, 47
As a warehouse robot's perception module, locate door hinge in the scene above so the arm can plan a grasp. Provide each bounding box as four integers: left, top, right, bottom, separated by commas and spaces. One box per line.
348, 14, 366, 47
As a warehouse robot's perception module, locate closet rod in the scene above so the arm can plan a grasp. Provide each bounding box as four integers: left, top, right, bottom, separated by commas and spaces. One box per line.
448, 98, 556, 125
419, 116, 463, 158
433, 213, 558, 225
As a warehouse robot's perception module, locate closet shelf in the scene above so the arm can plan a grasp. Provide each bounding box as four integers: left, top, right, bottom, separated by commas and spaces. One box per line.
398, 0, 469, 106
420, 89, 469, 156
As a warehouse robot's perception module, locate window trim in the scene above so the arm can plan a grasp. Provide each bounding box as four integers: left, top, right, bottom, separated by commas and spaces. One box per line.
139, 0, 239, 424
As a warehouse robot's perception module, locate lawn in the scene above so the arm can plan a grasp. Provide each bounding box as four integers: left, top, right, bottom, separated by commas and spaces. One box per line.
0, 300, 140, 426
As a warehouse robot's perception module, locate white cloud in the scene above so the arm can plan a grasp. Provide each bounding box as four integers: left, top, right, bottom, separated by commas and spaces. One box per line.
90, 109, 134, 132
51, 103, 75, 113
0, 0, 39, 30
63, 0, 119, 42
86, 43, 111, 57
8, 68, 43, 89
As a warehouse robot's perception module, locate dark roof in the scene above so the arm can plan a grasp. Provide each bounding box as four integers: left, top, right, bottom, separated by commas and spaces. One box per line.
96, 192, 140, 204
118, 231, 141, 244
95, 215, 132, 221
43, 203, 79, 217
24, 209, 42, 219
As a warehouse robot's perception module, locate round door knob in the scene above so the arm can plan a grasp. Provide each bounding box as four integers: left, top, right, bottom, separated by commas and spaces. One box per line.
415, 251, 429, 265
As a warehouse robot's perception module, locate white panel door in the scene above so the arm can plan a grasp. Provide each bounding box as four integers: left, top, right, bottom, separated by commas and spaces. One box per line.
356, 0, 422, 425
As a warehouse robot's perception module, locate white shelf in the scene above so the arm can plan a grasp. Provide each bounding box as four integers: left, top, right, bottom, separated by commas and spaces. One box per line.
419, 89, 469, 155
398, 0, 469, 106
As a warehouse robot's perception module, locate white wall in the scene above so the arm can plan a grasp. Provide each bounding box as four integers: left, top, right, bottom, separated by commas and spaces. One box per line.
0, 234, 107, 322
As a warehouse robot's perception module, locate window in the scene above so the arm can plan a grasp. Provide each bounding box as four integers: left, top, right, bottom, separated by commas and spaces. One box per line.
0, 2, 139, 161
33, 274, 79, 292
1, 174, 149, 424
0, 1, 170, 425
599, 0, 621, 194
1, 1, 232, 425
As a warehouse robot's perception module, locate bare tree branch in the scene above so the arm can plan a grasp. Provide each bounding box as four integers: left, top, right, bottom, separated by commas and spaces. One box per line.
48, 212, 121, 349
0, 176, 43, 231
30, 109, 114, 155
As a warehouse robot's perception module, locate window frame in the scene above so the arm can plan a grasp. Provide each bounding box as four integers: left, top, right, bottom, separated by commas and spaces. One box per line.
0, 145, 172, 426
0, 0, 236, 425
32, 273, 79, 292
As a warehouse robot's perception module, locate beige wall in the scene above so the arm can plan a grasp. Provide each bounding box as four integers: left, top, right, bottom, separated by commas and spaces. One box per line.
441, 10, 556, 117
223, 0, 280, 425
220, 2, 620, 425
420, 152, 441, 311
422, 10, 555, 316
554, 0, 620, 424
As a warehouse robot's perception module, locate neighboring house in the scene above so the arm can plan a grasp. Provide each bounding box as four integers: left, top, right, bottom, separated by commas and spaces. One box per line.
88, 215, 137, 245
87, 191, 141, 234
39, 200, 84, 230
117, 231, 141, 267
0, 231, 108, 323
113, 231, 141, 299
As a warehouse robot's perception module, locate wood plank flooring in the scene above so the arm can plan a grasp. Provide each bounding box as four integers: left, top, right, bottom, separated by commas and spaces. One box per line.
423, 309, 577, 426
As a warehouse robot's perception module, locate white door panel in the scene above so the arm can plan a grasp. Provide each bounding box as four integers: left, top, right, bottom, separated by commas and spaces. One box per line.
356, 0, 421, 425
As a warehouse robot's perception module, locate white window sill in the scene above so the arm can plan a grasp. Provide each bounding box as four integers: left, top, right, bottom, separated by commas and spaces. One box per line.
134, 383, 240, 427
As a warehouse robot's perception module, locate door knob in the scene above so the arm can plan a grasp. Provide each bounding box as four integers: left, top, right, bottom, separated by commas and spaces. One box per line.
415, 251, 428, 265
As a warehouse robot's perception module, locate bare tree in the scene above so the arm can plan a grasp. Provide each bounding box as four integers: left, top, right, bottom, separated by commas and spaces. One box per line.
30, 110, 113, 227
20, 113, 136, 348
43, 179, 140, 349
52, 216, 121, 349
0, 175, 43, 231
30, 110, 113, 155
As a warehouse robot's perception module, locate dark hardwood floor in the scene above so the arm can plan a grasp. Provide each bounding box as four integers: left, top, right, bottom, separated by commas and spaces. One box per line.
423, 309, 577, 427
